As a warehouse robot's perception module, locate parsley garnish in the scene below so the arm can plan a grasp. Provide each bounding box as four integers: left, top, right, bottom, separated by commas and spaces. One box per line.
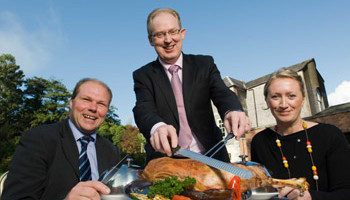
147, 176, 196, 199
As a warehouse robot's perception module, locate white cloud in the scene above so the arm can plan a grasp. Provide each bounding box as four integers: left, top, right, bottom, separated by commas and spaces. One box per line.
328, 81, 350, 106
0, 9, 64, 74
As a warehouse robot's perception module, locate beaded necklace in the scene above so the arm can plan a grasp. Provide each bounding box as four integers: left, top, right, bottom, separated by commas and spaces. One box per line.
275, 121, 319, 191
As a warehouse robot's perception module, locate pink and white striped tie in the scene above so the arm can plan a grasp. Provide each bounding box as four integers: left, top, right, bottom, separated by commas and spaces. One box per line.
168, 65, 192, 148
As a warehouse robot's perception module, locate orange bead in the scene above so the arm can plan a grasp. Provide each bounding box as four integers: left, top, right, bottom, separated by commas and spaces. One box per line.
306, 141, 311, 146
313, 170, 318, 175
282, 157, 287, 161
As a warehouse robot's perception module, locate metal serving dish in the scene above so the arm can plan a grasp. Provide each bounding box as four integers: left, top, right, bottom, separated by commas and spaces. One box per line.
234, 155, 284, 200
100, 157, 143, 200
101, 155, 283, 200
249, 186, 280, 200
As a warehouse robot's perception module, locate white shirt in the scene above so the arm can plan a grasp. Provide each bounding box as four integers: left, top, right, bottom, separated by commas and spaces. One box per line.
68, 119, 99, 180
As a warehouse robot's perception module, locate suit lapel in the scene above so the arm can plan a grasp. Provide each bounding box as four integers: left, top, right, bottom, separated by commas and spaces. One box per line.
60, 119, 80, 179
152, 61, 179, 121
182, 54, 196, 117
95, 136, 111, 174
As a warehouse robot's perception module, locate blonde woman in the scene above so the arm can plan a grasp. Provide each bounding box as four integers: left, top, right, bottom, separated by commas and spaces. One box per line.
251, 68, 350, 199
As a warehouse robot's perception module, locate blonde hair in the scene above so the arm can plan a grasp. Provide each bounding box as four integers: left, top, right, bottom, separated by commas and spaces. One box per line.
147, 8, 182, 36
264, 68, 305, 98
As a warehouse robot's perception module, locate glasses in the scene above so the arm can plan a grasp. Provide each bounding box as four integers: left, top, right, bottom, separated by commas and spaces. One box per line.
151, 29, 181, 39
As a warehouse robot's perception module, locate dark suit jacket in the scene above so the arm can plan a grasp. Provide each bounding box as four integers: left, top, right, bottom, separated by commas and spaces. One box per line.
2, 119, 121, 200
133, 54, 242, 162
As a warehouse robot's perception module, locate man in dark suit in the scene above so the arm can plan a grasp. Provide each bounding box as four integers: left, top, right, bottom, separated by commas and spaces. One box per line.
133, 8, 251, 162
2, 78, 121, 200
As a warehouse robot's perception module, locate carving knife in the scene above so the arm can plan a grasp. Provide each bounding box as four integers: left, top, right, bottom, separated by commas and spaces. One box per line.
172, 146, 253, 179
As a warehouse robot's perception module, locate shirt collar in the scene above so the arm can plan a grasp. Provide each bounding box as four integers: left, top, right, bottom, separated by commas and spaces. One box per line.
68, 118, 97, 142
158, 53, 183, 71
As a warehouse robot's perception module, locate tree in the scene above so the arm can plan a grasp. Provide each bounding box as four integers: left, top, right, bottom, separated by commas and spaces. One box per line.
119, 125, 146, 167
22, 77, 70, 128
119, 126, 145, 154
0, 54, 25, 172
0, 54, 25, 138
98, 123, 147, 166
105, 105, 121, 125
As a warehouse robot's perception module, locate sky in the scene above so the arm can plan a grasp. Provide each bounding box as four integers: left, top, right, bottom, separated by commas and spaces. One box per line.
1, 0, 349, 125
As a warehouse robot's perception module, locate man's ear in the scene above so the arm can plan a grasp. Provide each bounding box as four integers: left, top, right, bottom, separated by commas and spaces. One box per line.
148, 36, 154, 46
69, 99, 73, 109
180, 28, 186, 40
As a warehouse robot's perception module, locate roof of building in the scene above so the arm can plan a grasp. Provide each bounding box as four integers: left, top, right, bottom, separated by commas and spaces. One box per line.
222, 58, 318, 90
222, 76, 246, 89
245, 58, 315, 89
304, 102, 350, 119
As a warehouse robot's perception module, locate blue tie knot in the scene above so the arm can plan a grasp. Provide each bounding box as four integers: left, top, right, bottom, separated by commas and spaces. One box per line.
79, 136, 94, 149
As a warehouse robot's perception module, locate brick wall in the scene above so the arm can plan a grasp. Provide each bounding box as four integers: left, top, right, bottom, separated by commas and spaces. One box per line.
309, 112, 350, 134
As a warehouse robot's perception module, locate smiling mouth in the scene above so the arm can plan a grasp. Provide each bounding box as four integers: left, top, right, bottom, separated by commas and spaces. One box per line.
278, 111, 290, 116
164, 45, 175, 50
83, 114, 97, 120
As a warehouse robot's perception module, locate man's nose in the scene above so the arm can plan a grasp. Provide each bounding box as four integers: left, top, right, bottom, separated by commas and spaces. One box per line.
164, 33, 172, 42
89, 102, 97, 111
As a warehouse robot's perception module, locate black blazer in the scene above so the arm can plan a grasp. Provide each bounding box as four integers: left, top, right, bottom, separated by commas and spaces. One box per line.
2, 119, 121, 200
133, 54, 242, 162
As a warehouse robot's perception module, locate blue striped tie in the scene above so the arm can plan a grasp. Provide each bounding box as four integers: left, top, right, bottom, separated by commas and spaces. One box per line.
78, 136, 94, 181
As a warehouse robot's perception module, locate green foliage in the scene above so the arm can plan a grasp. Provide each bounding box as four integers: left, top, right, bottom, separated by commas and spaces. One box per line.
119, 126, 147, 167
0, 136, 20, 172
119, 126, 145, 154
0, 54, 25, 173
0, 54, 25, 138
130, 152, 147, 167
97, 106, 122, 142
105, 105, 121, 125
111, 125, 127, 145
23, 77, 70, 128
98, 123, 147, 166
97, 122, 119, 142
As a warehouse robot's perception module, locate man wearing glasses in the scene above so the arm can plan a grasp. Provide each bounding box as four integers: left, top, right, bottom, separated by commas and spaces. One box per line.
133, 8, 251, 162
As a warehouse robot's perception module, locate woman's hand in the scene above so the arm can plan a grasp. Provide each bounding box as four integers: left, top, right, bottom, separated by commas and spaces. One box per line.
275, 186, 311, 200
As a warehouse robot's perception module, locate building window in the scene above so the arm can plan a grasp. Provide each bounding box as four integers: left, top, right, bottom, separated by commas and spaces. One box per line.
316, 88, 323, 112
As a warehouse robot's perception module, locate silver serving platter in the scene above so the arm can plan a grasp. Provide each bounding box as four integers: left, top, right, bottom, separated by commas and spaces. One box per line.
102, 179, 150, 200
101, 163, 144, 200
101, 194, 132, 200
103, 179, 282, 200
249, 186, 283, 200
100, 158, 284, 200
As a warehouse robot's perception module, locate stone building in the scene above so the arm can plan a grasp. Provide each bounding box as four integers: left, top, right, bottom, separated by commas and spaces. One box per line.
212, 58, 349, 162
